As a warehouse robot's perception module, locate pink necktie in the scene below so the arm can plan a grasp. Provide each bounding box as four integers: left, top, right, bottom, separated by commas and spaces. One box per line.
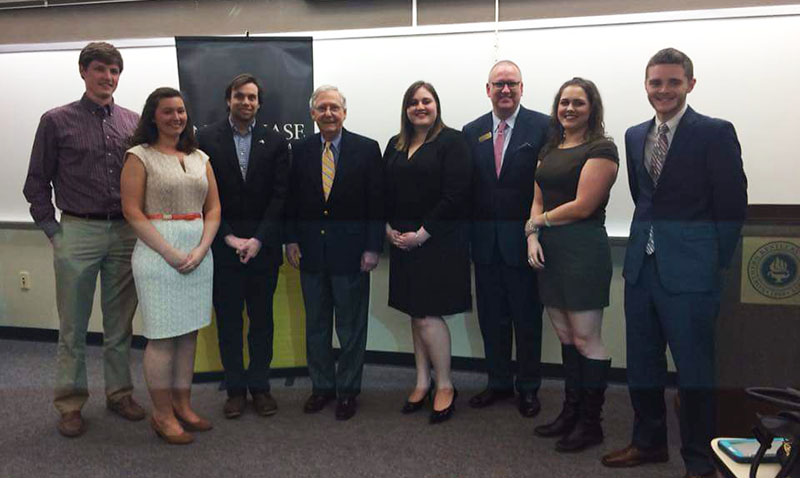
494, 120, 507, 178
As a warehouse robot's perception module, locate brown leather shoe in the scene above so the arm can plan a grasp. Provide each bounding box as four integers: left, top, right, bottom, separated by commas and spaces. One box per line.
601, 444, 669, 468
57, 410, 86, 437
106, 395, 146, 421
150, 417, 194, 445
252, 392, 278, 417
174, 409, 213, 432
224, 395, 247, 419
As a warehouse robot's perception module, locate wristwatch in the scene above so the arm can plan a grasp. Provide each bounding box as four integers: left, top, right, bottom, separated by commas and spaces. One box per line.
524, 218, 540, 237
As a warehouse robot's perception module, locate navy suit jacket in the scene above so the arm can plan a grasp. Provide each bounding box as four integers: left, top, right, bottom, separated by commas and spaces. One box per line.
197, 119, 290, 270
285, 129, 384, 274
463, 106, 550, 266
623, 106, 747, 293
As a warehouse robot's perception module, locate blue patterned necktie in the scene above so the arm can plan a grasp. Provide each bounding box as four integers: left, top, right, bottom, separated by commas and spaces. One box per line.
646, 123, 670, 255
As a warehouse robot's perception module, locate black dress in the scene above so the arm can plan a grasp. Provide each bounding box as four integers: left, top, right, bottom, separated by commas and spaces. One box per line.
535, 138, 619, 310
384, 127, 473, 317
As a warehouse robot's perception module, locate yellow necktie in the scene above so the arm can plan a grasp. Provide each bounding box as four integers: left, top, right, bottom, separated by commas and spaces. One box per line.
322, 141, 335, 200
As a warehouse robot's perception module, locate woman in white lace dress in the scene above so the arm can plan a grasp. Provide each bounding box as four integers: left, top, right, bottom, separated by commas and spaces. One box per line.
121, 87, 220, 444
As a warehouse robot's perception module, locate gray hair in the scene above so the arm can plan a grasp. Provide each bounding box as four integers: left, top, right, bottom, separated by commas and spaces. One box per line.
309, 85, 347, 110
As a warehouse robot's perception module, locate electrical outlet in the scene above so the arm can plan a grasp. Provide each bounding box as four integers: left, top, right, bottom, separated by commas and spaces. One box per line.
19, 271, 31, 290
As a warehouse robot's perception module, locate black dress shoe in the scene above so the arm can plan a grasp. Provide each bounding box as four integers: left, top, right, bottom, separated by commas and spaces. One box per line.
303, 394, 334, 414
469, 388, 514, 408
401, 383, 433, 414
518, 391, 541, 417
335, 397, 357, 421
430, 388, 458, 424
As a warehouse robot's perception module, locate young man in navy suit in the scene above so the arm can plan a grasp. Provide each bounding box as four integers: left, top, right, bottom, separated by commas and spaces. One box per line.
197, 74, 290, 419
601, 48, 747, 478
285, 85, 383, 421
462, 60, 549, 417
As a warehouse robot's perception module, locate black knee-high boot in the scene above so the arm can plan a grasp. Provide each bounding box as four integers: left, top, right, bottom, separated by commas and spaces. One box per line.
556, 355, 610, 452
534, 344, 581, 437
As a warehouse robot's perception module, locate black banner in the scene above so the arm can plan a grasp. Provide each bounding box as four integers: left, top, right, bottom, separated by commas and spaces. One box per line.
175, 36, 313, 141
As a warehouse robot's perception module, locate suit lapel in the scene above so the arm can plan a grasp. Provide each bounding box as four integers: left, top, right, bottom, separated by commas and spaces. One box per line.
475, 113, 496, 180
632, 119, 654, 190
309, 133, 326, 203
499, 108, 529, 180
658, 107, 697, 186
244, 123, 267, 184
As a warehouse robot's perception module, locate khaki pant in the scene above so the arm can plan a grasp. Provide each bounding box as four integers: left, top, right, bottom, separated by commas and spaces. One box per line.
52, 215, 138, 414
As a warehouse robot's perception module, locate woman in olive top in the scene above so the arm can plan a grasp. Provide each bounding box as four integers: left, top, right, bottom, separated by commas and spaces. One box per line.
526, 77, 619, 452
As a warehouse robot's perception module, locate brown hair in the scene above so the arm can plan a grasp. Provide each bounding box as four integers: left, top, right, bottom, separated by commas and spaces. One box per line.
129, 87, 198, 153
225, 73, 263, 110
543, 77, 608, 154
79, 42, 123, 71
394, 80, 446, 152
646, 47, 694, 80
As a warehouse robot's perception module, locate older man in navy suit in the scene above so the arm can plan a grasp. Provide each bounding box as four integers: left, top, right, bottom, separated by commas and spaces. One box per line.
285, 85, 383, 421
463, 60, 549, 417
601, 48, 747, 478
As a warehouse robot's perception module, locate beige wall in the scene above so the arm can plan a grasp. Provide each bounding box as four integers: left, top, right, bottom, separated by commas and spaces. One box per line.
1, 0, 798, 45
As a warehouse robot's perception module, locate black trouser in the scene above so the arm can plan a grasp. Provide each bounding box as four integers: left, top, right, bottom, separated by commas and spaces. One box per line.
474, 249, 543, 393
213, 264, 279, 397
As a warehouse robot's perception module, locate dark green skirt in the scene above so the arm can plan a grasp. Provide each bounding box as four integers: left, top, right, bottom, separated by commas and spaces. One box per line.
537, 221, 612, 310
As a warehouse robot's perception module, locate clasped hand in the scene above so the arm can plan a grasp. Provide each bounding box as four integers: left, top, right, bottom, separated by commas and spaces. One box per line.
385, 225, 426, 251
165, 246, 207, 274
225, 235, 261, 264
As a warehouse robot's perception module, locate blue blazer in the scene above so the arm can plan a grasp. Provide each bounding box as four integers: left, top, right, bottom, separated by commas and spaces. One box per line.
623, 106, 748, 293
285, 129, 384, 275
463, 106, 549, 266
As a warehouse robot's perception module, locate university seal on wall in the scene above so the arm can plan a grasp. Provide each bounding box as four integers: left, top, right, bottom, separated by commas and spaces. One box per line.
746, 241, 800, 300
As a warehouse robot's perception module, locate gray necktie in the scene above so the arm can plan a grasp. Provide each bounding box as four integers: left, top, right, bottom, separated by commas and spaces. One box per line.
646, 123, 670, 255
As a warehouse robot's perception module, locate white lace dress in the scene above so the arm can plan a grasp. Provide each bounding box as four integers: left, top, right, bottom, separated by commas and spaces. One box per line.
127, 144, 213, 339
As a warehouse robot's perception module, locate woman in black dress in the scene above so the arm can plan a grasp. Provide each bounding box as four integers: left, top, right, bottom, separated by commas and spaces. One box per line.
384, 80, 472, 424
525, 78, 619, 451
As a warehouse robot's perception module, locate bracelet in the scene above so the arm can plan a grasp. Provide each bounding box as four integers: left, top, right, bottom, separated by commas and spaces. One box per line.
543, 211, 552, 227
524, 218, 539, 237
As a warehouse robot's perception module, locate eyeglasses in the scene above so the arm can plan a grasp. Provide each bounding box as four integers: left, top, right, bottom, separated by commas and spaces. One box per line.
314, 105, 342, 114
491, 81, 521, 90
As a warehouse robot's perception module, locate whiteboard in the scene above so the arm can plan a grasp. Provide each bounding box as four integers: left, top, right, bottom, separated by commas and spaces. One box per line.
2, 8, 799, 236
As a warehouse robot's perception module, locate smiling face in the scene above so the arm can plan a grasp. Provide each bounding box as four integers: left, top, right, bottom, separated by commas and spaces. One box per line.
79, 60, 120, 105
153, 96, 187, 140
486, 62, 523, 120
227, 81, 260, 126
311, 90, 347, 141
645, 63, 696, 122
405, 86, 438, 133
557, 85, 591, 135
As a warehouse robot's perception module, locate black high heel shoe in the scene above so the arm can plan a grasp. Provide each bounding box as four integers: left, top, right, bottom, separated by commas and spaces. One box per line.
429, 387, 458, 424
401, 381, 434, 414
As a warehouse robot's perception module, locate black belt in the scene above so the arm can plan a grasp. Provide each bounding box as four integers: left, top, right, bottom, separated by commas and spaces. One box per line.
62, 210, 125, 221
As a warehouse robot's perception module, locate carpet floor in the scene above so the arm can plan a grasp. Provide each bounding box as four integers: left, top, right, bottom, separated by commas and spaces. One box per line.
0, 339, 691, 478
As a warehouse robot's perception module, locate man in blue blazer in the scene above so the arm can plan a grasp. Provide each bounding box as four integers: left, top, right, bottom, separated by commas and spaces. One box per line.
462, 60, 549, 417
601, 49, 747, 478
197, 74, 290, 419
285, 85, 384, 421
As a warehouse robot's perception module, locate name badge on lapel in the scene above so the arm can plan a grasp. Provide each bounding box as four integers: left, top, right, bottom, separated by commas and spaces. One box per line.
478, 132, 492, 143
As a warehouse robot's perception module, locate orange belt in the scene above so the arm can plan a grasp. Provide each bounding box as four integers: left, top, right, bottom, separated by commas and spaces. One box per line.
146, 213, 202, 221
